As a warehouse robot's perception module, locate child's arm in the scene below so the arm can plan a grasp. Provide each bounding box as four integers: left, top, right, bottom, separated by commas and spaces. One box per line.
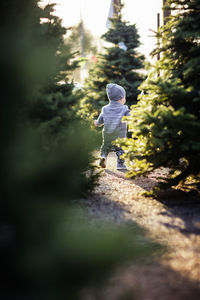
124, 105, 131, 116
94, 109, 104, 127
121, 105, 130, 124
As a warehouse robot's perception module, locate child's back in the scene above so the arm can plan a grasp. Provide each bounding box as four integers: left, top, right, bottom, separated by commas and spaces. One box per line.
100, 101, 129, 137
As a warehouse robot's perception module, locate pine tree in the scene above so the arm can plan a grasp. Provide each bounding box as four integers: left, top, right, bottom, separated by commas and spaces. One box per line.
119, 0, 200, 191
79, 0, 145, 121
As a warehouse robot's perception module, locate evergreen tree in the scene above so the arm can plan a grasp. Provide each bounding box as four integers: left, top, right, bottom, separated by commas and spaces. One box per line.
119, 0, 200, 191
79, 0, 145, 121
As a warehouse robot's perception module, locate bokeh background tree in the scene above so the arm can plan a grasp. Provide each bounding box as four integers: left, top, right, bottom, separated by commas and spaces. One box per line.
119, 0, 200, 191
65, 20, 98, 83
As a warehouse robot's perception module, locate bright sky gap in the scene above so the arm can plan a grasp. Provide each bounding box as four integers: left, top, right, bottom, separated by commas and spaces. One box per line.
41, 0, 163, 58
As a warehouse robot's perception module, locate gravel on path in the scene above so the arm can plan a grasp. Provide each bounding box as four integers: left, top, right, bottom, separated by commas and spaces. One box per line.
82, 153, 200, 300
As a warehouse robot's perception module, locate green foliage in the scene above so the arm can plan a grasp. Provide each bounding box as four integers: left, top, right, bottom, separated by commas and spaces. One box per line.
0, 1, 160, 299
119, 0, 200, 190
79, 1, 145, 122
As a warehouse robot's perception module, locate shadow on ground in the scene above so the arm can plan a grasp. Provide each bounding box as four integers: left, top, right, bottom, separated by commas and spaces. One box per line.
81, 261, 200, 300
155, 189, 200, 235
105, 169, 157, 190
83, 192, 200, 299
106, 161, 200, 236
84, 154, 200, 299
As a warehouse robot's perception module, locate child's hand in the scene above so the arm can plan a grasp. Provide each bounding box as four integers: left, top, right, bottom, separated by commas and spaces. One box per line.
94, 120, 98, 127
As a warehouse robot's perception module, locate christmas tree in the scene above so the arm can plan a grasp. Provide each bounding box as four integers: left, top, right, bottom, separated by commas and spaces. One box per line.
79, 0, 145, 121
119, 0, 200, 191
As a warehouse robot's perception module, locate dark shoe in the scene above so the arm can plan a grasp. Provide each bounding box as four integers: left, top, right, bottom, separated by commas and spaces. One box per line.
117, 162, 127, 170
99, 158, 106, 168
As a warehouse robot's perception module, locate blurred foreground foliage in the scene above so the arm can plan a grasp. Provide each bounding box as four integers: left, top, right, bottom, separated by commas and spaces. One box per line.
0, 1, 160, 299
118, 0, 200, 193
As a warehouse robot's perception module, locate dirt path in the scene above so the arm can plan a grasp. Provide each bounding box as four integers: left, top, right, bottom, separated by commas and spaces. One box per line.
83, 153, 200, 300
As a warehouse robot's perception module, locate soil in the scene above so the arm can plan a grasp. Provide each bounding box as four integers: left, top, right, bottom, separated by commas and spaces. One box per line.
82, 153, 200, 300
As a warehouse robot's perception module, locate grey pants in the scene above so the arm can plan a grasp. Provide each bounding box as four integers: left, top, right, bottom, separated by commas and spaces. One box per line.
100, 135, 124, 164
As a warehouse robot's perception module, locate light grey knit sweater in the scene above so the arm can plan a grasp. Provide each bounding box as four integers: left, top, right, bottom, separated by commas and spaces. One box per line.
96, 100, 130, 139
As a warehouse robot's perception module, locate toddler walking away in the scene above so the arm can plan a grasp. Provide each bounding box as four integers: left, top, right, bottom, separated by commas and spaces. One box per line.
94, 83, 130, 170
